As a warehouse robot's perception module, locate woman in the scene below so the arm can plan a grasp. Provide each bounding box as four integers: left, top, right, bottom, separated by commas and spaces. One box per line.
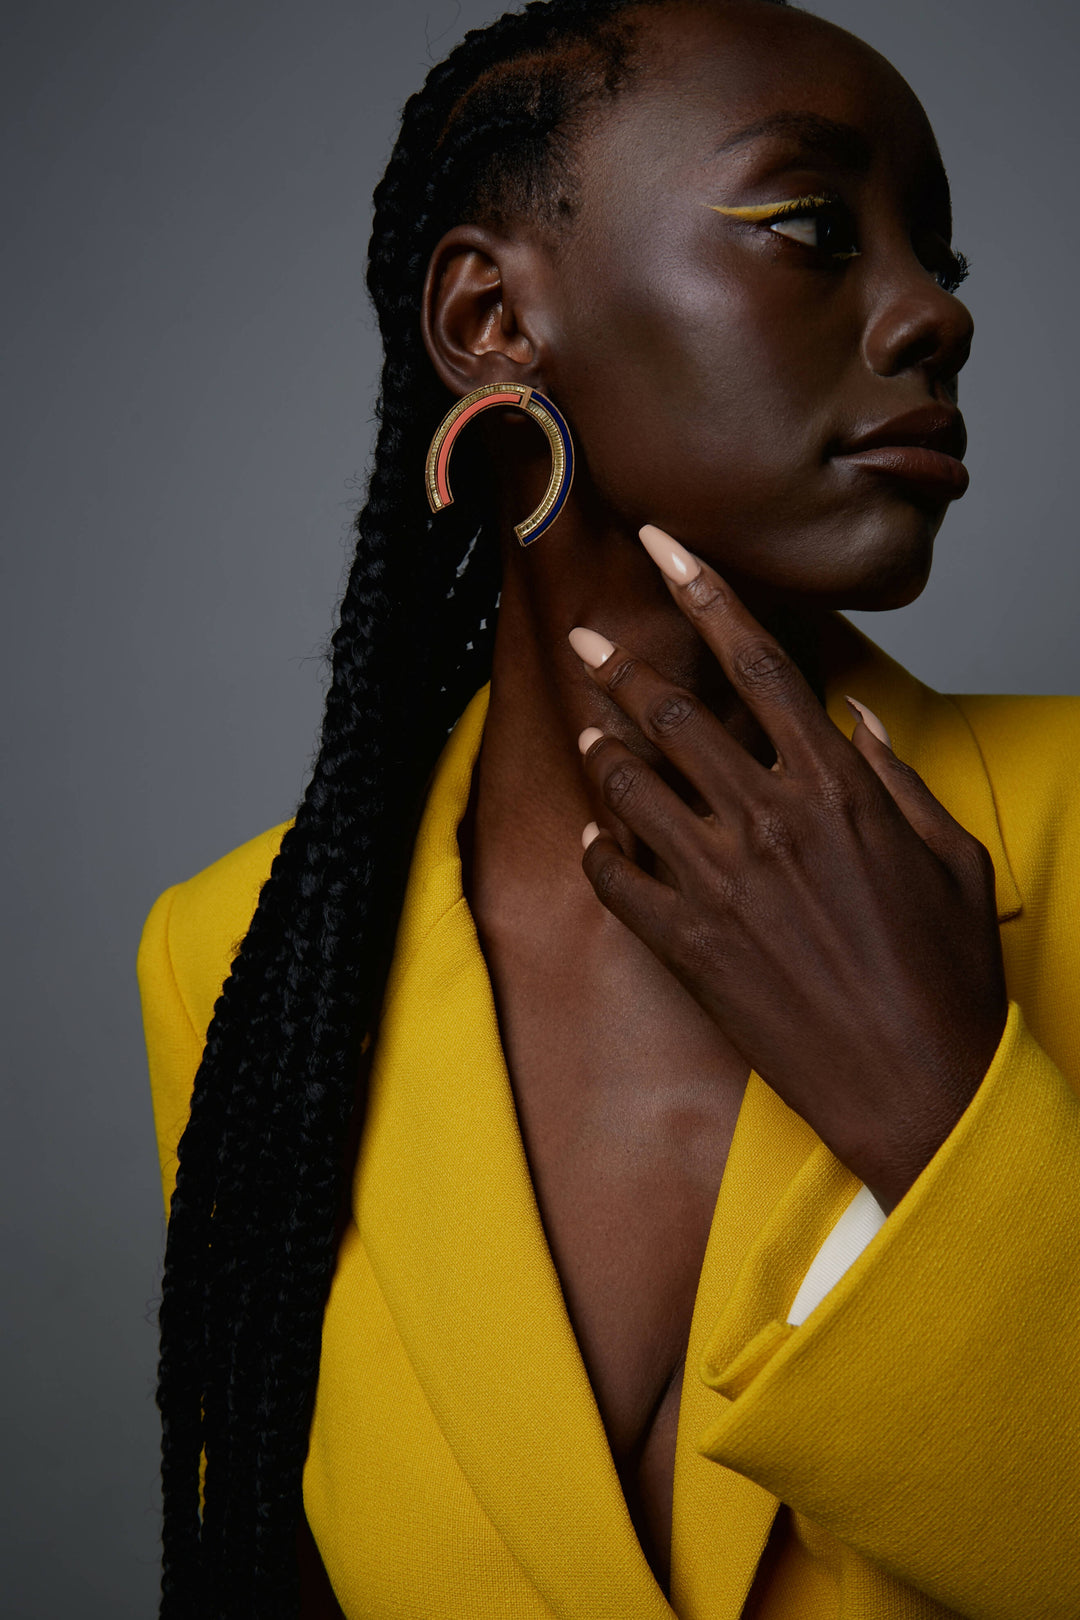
138, 0, 1080, 1615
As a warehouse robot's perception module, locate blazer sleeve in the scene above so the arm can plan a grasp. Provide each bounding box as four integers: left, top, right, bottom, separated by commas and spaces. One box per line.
695, 1000, 1080, 1620
137, 883, 209, 1215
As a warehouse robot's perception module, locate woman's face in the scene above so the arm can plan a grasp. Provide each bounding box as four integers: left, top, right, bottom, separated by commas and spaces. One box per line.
541, 0, 975, 610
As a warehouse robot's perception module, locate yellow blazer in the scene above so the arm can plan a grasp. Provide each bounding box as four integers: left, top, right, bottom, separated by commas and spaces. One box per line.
138, 617, 1080, 1620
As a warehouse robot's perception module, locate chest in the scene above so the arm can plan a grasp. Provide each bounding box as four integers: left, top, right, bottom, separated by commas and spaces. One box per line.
479, 914, 749, 1591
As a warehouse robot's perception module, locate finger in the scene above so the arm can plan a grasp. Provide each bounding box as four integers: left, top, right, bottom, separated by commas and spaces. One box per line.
580, 820, 682, 947
638, 524, 840, 774
568, 625, 763, 805
845, 697, 990, 884
845, 696, 891, 748
577, 728, 716, 874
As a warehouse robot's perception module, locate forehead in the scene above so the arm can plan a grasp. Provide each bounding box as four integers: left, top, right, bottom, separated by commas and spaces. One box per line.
580, 2, 944, 197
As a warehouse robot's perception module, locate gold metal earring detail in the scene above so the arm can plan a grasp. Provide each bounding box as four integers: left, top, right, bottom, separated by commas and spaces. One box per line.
424, 383, 575, 546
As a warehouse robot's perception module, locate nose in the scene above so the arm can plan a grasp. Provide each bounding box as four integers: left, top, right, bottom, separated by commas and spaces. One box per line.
862, 265, 974, 399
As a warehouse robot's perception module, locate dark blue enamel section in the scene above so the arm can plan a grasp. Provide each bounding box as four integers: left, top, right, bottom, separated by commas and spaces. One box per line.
524, 391, 575, 543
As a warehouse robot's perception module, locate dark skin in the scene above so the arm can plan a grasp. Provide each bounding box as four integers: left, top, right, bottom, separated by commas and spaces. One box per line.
403, 0, 1009, 1600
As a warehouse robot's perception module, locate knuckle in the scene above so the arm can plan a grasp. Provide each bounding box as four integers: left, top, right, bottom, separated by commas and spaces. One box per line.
746, 803, 797, 861
811, 762, 851, 810
647, 691, 698, 739
887, 755, 925, 793
591, 854, 625, 907
815, 766, 868, 823
606, 656, 641, 693
733, 639, 791, 694
684, 573, 726, 613
602, 758, 646, 813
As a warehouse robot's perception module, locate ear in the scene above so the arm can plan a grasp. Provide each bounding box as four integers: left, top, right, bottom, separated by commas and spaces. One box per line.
421, 225, 545, 397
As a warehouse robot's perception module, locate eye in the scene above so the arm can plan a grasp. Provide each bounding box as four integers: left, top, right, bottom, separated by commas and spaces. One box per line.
709, 196, 970, 293
766, 197, 861, 261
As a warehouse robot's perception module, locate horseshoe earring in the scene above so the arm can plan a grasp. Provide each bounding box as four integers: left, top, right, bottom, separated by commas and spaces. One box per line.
424, 383, 575, 546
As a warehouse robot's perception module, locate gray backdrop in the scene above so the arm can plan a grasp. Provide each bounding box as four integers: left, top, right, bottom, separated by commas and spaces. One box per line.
3, 1, 1077, 1614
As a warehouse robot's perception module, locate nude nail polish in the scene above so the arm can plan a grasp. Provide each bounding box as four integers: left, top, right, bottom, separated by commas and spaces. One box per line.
578, 727, 604, 754
569, 626, 616, 667
638, 524, 702, 584
846, 696, 892, 748
582, 821, 600, 849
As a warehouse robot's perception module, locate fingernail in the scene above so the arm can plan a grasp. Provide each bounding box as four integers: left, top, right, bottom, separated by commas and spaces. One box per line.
569, 626, 616, 668
639, 523, 702, 585
846, 696, 892, 748
578, 726, 604, 754
582, 821, 600, 849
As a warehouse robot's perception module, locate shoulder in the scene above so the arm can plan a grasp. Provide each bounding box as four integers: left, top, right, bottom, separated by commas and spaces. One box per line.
138, 821, 290, 1048
950, 693, 1080, 817
951, 689, 1080, 746
949, 694, 1080, 899
137, 823, 290, 1211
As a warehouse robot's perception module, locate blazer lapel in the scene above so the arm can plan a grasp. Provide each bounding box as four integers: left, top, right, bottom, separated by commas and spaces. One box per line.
354, 686, 674, 1620
671, 1075, 821, 1618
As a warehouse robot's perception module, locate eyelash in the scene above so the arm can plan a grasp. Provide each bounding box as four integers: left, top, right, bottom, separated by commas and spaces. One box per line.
722, 193, 971, 295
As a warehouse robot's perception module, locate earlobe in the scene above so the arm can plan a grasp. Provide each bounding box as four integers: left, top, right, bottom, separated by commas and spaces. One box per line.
420, 226, 539, 396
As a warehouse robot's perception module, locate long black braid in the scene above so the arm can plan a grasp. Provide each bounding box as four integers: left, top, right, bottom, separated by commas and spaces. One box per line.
156, 2, 787, 1613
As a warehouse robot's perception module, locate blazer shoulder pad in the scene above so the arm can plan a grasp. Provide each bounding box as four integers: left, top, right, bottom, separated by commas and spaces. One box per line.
951, 694, 1080, 893
158, 821, 291, 1046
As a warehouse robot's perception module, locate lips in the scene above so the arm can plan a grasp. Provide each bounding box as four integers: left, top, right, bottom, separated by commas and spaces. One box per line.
834, 405, 969, 501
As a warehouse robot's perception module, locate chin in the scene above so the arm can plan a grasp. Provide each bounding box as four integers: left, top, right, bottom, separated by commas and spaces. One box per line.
816, 504, 942, 612
834, 561, 933, 612
731, 535, 936, 617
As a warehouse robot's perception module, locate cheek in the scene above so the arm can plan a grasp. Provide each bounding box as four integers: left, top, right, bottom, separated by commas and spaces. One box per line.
555, 251, 844, 529
548, 226, 938, 604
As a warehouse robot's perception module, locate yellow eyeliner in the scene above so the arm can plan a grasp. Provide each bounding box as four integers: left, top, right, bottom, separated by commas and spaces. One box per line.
707, 193, 830, 221
706, 194, 861, 260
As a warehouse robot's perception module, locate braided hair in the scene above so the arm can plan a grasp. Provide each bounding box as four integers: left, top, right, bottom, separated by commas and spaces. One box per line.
156, 1, 787, 1613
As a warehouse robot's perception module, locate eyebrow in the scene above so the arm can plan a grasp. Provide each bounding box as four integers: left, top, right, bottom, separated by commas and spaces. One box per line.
713, 109, 954, 234
715, 112, 873, 175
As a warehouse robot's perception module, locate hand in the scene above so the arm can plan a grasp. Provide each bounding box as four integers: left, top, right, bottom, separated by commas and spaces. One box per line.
569, 526, 1008, 1213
